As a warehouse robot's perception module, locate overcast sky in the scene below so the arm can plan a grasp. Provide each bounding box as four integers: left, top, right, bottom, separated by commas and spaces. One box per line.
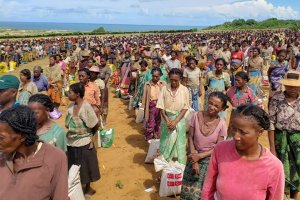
0, 0, 299, 26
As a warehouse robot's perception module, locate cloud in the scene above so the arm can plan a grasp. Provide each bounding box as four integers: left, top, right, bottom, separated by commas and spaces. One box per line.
130, 4, 140, 8
0, 0, 298, 26
170, 0, 298, 21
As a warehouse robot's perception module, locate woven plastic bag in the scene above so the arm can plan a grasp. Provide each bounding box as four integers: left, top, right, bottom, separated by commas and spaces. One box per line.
144, 139, 160, 163
135, 107, 144, 123
98, 128, 114, 148
154, 157, 185, 197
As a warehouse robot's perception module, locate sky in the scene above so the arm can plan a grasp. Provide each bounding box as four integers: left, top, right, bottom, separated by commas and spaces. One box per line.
0, 0, 299, 26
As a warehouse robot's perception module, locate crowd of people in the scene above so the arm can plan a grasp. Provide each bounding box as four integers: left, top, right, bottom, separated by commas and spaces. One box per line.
0, 29, 299, 199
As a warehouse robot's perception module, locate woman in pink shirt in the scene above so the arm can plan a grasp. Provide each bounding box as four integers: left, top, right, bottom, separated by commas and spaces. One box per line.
181, 92, 228, 200
202, 104, 284, 200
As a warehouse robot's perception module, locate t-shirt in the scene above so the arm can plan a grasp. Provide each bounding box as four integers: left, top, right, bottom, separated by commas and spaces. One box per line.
183, 67, 201, 88
156, 84, 189, 112
44, 64, 62, 82
202, 140, 284, 200
38, 123, 67, 152
231, 51, 244, 61
166, 59, 181, 70
190, 112, 227, 152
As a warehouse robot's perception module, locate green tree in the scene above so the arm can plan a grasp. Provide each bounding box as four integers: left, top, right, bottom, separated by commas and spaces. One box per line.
92, 26, 106, 33
246, 19, 257, 26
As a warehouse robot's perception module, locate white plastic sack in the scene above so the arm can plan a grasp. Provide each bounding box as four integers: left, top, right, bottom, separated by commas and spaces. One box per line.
144, 139, 160, 163
185, 108, 195, 132
128, 96, 134, 111
159, 162, 185, 197
68, 183, 85, 200
135, 107, 144, 123
68, 165, 85, 200
154, 155, 168, 172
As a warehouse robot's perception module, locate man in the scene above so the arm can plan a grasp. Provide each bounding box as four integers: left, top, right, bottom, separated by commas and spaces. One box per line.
0, 74, 20, 113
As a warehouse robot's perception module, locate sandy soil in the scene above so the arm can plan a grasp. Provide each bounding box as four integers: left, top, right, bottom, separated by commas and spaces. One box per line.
5, 57, 271, 200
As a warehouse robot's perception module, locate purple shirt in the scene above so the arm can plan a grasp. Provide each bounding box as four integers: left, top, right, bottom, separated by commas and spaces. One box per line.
32, 75, 49, 92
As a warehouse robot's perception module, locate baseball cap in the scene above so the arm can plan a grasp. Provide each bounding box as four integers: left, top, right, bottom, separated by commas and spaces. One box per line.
0, 75, 20, 90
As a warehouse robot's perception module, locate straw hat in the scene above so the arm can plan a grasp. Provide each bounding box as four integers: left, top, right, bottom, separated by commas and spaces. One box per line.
279, 71, 300, 87
89, 66, 100, 73
82, 51, 90, 57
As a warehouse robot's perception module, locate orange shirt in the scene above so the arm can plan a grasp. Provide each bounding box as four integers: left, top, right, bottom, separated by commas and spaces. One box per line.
84, 82, 101, 106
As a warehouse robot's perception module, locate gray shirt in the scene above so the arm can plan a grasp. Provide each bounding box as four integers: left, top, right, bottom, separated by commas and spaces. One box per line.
166, 59, 181, 70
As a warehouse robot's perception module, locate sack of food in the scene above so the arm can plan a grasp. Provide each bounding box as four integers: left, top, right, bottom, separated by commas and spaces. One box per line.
144, 139, 160, 163
184, 107, 195, 133
154, 157, 185, 197
135, 107, 144, 123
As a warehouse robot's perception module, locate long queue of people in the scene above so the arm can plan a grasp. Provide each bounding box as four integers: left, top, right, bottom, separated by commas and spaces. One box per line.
0, 29, 299, 200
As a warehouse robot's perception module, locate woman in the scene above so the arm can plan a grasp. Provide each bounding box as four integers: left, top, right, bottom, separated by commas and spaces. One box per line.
268, 50, 289, 98
89, 65, 105, 102
145, 57, 168, 83
78, 68, 101, 117
0, 105, 68, 199
87, 58, 94, 69
156, 68, 190, 164
142, 68, 166, 140
31, 65, 49, 93
66, 83, 100, 196
181, 92, 228, 200
18, 69, 38, 105
132, 60, 148, 109
202, 104, 284, 200
230, 42, 244, 85
118, 51, 132, 97
247, 47, 264, 96
44, 55, 63, 109
28, 94, 67, 151
183, 57, 202, 111
204, 58, 231, 120
227, 71, 258, 108
268, 71, 300, 199
99, 56, 112, 125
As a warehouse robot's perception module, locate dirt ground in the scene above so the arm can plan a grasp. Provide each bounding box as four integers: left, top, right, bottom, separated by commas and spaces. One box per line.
5, 57, 271, 200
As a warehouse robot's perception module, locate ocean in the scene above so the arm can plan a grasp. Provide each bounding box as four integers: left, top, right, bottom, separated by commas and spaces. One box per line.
0, 21, 205, 32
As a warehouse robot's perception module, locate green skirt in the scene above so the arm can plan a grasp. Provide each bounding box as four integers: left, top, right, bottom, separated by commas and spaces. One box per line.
160, 110, 186, 164
275, 129, 300, 191
180, 157, 210, 200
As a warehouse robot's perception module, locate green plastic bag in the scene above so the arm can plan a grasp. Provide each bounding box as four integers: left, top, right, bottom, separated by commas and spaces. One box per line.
99, 128, 114, 148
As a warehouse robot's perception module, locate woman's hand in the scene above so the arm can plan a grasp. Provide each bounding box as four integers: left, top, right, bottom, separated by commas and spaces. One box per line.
189, 153, 201, 164
88, 142, 94, 150
168, 120, 178, 131
192, 162, 200, 176
199, 90, 202, 97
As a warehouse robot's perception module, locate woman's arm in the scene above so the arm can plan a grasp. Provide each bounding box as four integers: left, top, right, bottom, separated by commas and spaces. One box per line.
160, 109, 170, 124
268, 97, 277, 156
201, 149, 218, 200
268, 131, 276, 156
188, 122, 197, 154
104, 73, 110, 85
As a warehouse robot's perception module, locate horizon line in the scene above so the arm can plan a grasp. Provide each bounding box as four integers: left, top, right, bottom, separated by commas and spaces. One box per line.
0, 21, 206, 27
